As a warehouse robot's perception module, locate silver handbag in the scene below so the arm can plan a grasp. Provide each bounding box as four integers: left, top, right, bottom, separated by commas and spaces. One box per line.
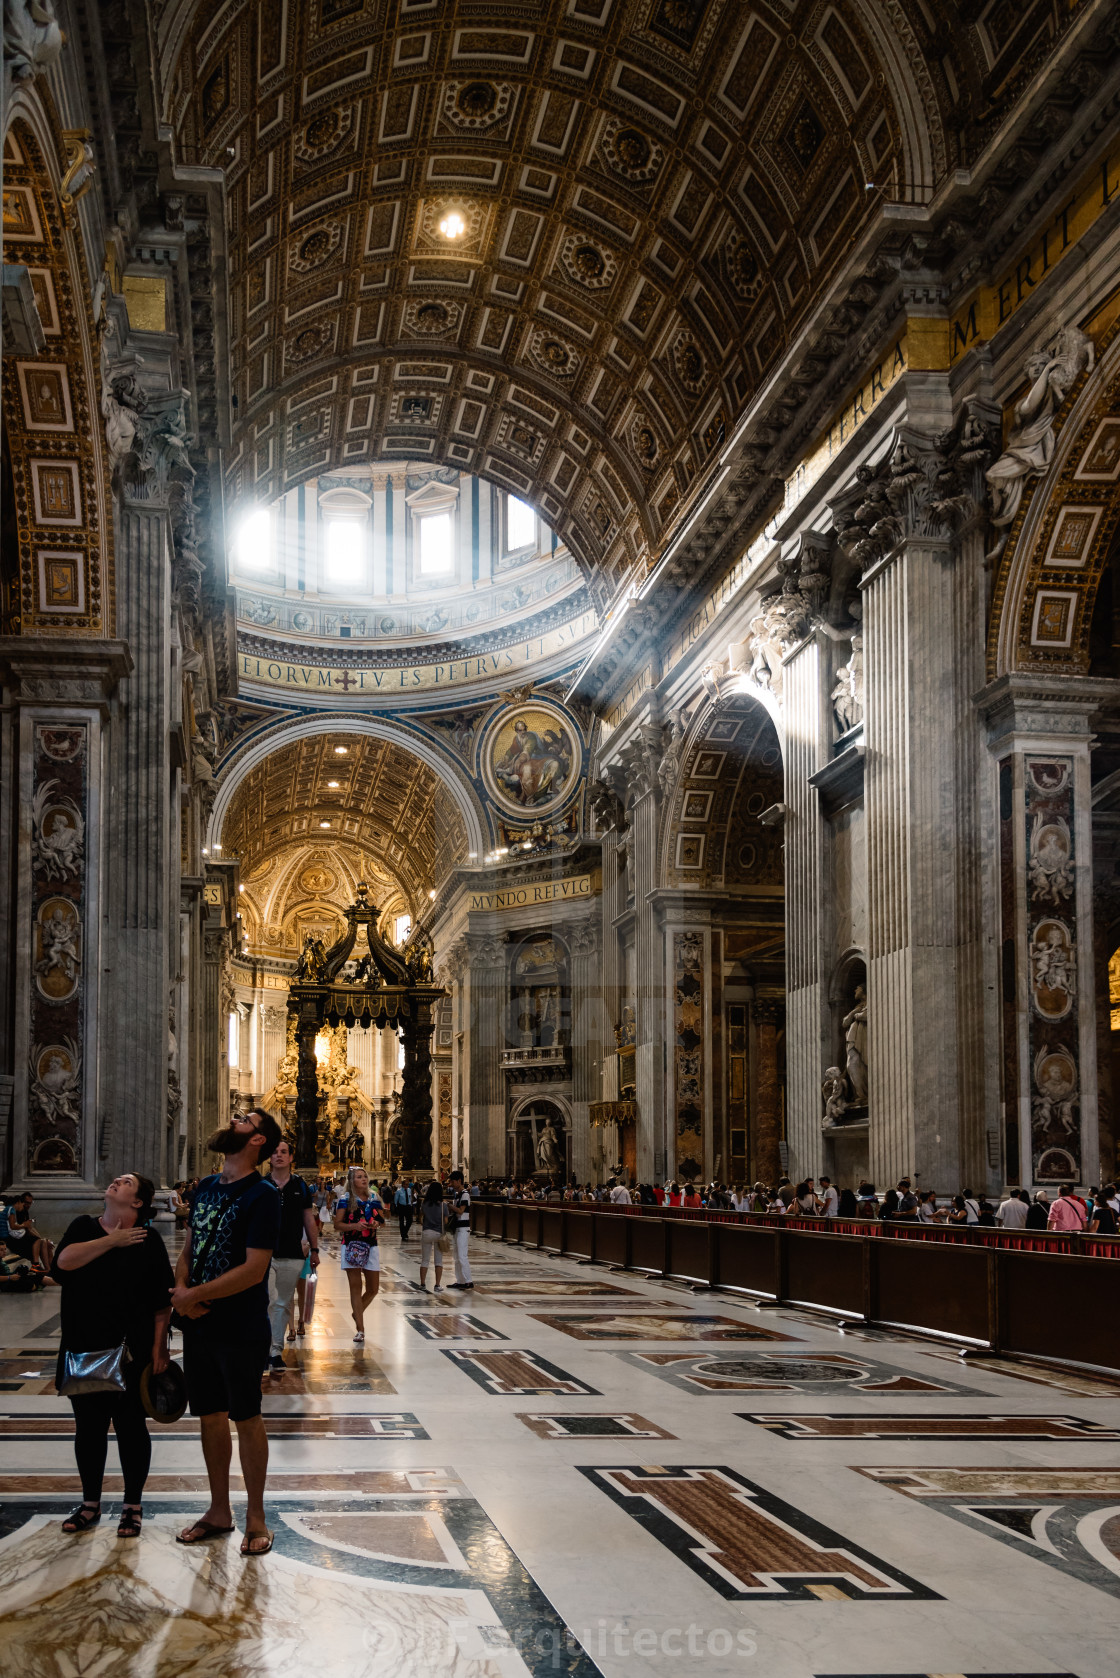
59, 1341, 130, 1396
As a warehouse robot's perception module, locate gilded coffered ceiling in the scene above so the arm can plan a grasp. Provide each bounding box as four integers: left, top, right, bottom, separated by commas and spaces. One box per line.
156, 0, 1042, 606
218, 732, 469, 938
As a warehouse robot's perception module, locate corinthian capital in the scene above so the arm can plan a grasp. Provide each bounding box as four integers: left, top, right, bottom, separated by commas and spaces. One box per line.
568, 914, 601, 959
831, 408, 1002, 571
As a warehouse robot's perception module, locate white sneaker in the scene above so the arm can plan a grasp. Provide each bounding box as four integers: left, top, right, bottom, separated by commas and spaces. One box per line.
353, 1330, 364, 1343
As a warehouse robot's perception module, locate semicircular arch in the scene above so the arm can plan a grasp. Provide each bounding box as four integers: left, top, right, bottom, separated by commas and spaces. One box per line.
989, 321, 1120, 679
207, 712, 489, 859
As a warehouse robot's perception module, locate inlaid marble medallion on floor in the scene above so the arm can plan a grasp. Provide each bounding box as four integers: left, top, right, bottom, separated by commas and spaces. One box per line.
615, 1348, 983, 1394
741, 1413, 1120, 1441
581, 1465, 939, 1601
858, 1468, 1120, 1601
263, 1349, 397, 1395
404, 1313, 508, 1340
441, 1347, 600, 1395
529, 1312, 796, 1341
0, 1494, 599, 1677
517, 1413, 676, 1439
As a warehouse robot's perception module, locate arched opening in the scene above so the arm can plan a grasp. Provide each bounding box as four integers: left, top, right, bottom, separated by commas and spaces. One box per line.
657, 697, 785, 1186
508, 1097, 571, 1183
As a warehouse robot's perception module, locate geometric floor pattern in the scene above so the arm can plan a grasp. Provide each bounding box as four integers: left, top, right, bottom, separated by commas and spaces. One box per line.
1, 1223, 1118, 1675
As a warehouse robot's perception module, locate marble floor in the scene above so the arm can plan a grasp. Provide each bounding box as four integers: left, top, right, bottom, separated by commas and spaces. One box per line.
0, 1228, 1117, 1676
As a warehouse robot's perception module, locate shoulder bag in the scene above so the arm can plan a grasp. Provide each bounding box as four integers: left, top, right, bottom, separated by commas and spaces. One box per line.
59, 1339, 131, 1396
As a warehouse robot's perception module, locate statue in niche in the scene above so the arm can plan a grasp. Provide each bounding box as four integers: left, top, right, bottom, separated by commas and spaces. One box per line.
986, 326, 1094, 530
536, 1120, 563, 1173
821, 1065, 849, 1128
842, 984, 868, 1105
615, 1004, 637, 1048
831, 632, 864, 736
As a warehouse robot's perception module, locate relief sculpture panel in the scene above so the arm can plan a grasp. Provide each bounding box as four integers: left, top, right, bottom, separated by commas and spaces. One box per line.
1025, 757, 1081, 1183
27, 723, 89, 1173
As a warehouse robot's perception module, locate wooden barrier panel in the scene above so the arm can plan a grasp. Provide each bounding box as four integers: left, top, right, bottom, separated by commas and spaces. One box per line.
716, 1225, 779, 1296
471, 1203, 1119, 1372
786, 1231, 865, 1316
871, 1237, 991, 1343
630, 1217, 666, 1274
666, 1221, 709, 1283
1001, 1250, 1120, 1371
595, 1213, 628, 1268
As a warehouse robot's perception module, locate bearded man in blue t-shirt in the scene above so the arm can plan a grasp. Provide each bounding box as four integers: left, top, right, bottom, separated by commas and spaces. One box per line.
171, 1108, 282, 1557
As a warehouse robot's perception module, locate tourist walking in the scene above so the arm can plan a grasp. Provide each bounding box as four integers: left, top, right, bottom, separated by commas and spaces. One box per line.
392, 1177, 413, 1240
265, 1139, 319, 1376
52, 1172, 173, 1539
418, 1180, 449, 1292
335, 1167, 384, 1340
446, 1168, 473, 1290
172, 1108, 282, 1558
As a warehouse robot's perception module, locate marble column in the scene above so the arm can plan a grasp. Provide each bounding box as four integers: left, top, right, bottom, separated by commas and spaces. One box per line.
0, 640, 130, 1216
977, 674, 1119, 1190
465, 932, 507, 1176
198, 928, 226, 1171
629, 782, 665, 1182
569, 912, 606, 1183
841, 416, 998, 1194
103, 493, 177, 1186
782, 627, 827, 1183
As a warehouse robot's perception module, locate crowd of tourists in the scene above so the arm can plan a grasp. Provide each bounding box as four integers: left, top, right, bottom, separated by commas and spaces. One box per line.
479, 1174, 1119, 1234
8, 1126, 1115, 1552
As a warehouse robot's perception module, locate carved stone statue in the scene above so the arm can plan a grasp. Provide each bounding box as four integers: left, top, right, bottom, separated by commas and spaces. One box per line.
536, 1120, 563, 1173
986, 326, 1094, 529
821, 1065, 849, 1128
747, 567, 814, 700
842, 985, 868, 1105
831, 632, 864, 736
3, 0, 63, 85
615, 1004, 636, 1048
101, 373, 148, 470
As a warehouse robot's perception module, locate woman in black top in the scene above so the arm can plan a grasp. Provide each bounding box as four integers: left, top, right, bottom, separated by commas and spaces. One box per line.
52, 1173, 173, 1538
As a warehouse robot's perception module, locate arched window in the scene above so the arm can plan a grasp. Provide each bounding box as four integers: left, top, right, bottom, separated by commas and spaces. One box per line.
318, 487, 371, 591
505, 494, 537, 554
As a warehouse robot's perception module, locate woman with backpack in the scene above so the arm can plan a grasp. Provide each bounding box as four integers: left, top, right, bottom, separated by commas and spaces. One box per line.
418, 1180, 450, 1292
333, 1167, 384, 1342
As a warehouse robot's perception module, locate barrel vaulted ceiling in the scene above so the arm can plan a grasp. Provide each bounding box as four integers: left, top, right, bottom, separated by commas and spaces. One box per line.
219, 733, 469, 914
158, 0, 1079, 607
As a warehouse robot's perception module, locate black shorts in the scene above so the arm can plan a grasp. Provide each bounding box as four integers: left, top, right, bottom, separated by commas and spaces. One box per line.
184, 1334, 269, 1421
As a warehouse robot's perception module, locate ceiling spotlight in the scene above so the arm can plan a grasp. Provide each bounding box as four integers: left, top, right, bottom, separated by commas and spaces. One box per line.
214, 843, 222, 852
239, 885, 245, 893
439, 209, 465, 240
319, 820, 331, 829
334, 746, 348, 755
327, 780, 340, 788
428, 889, 436, 899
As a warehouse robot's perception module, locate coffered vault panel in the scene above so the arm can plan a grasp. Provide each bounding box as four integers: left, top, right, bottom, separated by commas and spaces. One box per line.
156, 0, 978, 603
218, 732, 469, 922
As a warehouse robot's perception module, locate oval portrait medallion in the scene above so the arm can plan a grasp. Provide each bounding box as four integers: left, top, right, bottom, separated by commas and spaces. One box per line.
481, 704, 581, 817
